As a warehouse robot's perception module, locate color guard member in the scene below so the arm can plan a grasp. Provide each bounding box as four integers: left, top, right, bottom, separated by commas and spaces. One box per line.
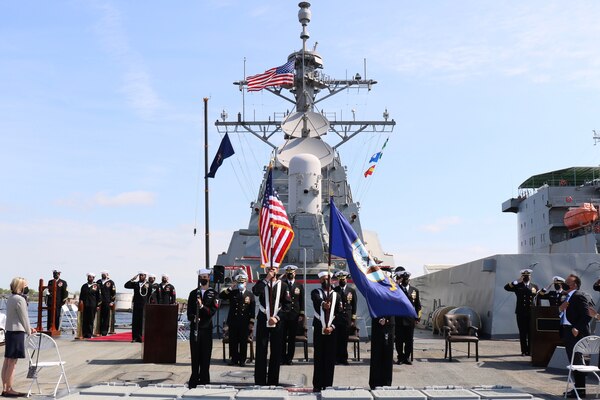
312, 271, 343, 392
368, 266, 395, 390
252, 265, 291, 386
187, 268, 218, 387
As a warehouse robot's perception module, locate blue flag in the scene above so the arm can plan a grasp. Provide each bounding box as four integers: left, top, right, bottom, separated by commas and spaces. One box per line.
207, 133, 235, 178
369, 152, 382, 163
329, 198, 417, 318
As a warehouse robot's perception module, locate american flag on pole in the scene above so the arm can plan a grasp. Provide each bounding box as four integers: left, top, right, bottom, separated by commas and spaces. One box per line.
259, 167, 295, 268
246, 61, 295, 92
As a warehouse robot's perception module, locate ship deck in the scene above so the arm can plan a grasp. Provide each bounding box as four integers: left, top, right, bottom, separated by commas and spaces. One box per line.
12, 329, 573, 399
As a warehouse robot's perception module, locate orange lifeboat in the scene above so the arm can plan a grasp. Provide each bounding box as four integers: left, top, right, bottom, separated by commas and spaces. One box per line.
564, 203, 598, 231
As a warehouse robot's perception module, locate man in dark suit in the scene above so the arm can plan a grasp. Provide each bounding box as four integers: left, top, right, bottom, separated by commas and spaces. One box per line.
504, 268, 539, 355
47, 269, 69, 330
560, 274, 591, 398
124, 271, 149, 342
394, 270, 421, 365
334, 270, 357, 365
280, 265, 305, 365
187, 268, 219, 387
219, 271, 255, 367
538, 275, 566, 306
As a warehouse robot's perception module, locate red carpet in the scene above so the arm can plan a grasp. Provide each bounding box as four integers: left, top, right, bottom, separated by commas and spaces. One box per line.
87, 331, 141, 342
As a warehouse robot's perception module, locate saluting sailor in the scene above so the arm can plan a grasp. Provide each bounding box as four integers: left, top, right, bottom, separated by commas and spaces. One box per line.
538, 276, 566, 306
504, 268, 539, 356
280, 264, 305, 365
79, 272, 101, 339
219, 270, 255, 367
333, 270, 357, 365
97, 270, 116, 336
187, 268, 218, 387
124, 271, 149, 342
394, 269, 421, 365
312, 271, 343, 392
252, 264, 291, 386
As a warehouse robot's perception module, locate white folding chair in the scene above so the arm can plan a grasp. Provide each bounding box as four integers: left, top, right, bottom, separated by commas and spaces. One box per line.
565, 335, 600, 399
26, 333, 70, 398
60, 304, 76, 333
0, 313, 5, 345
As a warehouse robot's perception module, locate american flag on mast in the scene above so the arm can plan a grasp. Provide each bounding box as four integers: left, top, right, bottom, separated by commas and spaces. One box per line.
259, 167, 295, 268
246, 60, 295, 92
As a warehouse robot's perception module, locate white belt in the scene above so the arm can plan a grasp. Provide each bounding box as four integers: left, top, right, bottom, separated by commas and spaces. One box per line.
258, 305, 281, 314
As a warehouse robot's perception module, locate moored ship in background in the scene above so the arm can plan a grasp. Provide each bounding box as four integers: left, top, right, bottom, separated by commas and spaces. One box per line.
413, 166, 600, 338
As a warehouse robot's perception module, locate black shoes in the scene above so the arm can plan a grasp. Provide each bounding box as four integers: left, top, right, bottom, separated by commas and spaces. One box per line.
564, 389, 586, 398
402, 359, 413, 365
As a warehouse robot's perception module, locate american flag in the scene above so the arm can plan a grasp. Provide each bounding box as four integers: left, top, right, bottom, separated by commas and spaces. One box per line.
246, 61, 295, 92
259, 167, 295, 268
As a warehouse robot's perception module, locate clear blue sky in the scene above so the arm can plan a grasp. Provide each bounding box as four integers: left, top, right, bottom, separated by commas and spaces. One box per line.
2, 1, 600, 295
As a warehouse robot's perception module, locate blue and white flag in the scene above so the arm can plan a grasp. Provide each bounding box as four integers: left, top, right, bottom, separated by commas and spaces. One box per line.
329, 198, 417, 318
369, 152, 382, 163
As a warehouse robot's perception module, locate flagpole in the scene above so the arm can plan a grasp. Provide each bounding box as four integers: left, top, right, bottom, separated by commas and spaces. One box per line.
197, 97, 209, 340
204, 97, 210, 272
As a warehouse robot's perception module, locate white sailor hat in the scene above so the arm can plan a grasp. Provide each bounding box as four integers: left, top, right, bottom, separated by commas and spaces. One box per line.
148, 273, 156, 278
235, 274, 248, 283
86, 272, 96, 277
553, 276, 565, 283
395, 270, 411, 278
137, 270, 148, 275
318, 271, 333, 279
161, 273, 169, 278
52, 268, 61, 273
335, 270, 350, 278
100, 269, 109, 274
283, 265, 298, 271
520, 269, 532, 275
197, 268, 211, 275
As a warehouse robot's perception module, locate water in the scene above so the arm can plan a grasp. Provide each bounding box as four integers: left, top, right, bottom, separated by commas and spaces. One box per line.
24, 301, 132, 331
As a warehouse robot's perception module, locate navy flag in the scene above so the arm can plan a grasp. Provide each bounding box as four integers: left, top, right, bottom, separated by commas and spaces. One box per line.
207, 133, 235, 178
329, 198, 417, 318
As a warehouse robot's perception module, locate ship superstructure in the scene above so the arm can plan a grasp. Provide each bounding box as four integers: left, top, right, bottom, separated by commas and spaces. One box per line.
412, 166, 600, 339
214, 2, 395, 281
502, 166, 600, 254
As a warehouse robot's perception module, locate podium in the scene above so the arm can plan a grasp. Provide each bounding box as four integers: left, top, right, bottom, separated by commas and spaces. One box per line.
529, 305, 562, 367
143, 304, 178, 363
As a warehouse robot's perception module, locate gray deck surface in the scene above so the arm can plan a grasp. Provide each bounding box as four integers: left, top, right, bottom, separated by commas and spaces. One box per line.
11, 329, 577, 399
